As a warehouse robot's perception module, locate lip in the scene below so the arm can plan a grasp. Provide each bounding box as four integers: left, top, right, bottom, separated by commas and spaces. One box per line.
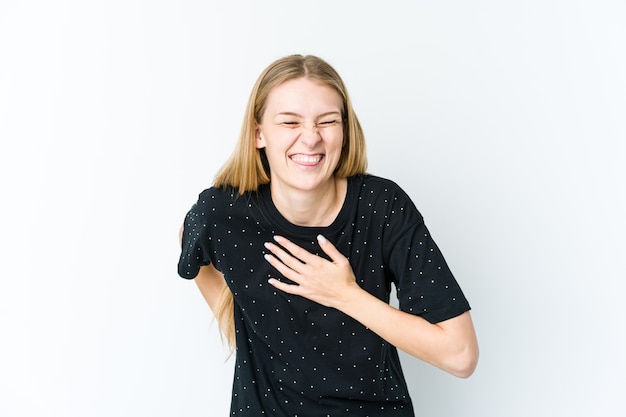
289, 153, 325, 167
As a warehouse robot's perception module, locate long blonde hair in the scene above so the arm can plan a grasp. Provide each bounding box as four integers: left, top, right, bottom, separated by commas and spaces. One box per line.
213, 54, 368, 350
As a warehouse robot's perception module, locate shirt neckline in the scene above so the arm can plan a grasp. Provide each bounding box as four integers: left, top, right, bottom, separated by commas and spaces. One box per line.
259, 175, 362, 236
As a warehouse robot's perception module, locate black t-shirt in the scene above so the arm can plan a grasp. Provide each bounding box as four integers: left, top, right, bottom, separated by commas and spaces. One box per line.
178, 174, 470, 417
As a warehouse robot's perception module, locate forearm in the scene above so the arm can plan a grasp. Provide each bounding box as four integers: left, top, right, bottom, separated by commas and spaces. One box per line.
263, 235, 478, 377
180, 224, 227, 315
194, 264, 228, 314
337, 284, 479, 378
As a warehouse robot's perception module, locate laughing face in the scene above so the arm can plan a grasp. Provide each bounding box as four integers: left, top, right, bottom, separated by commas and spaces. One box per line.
256, 77, 345, 195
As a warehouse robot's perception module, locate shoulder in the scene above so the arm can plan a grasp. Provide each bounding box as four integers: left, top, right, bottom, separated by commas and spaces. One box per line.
184, 186, 252, 222
197, 185, 238, 201
352, 174, 424, 224
192, 186, 241, 208
355, 175, 416, 205
357, 174, 406, 193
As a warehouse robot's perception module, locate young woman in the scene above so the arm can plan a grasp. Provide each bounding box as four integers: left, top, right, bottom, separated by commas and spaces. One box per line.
178, 54, 478, 416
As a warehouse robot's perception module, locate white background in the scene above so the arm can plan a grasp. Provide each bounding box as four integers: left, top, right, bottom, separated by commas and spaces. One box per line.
1, 1, 625, 416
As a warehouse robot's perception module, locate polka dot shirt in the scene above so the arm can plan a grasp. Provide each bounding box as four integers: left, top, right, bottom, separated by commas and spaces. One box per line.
178, 175, 470, 417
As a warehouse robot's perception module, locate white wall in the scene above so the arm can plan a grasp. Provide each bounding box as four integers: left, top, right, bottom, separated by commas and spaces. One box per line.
1, 1, 625, 416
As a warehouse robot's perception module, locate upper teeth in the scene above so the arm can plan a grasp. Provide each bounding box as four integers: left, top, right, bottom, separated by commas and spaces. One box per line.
291, 155, 322, 163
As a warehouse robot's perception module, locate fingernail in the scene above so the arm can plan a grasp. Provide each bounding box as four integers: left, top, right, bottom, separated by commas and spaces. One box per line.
317, 234, 327, 244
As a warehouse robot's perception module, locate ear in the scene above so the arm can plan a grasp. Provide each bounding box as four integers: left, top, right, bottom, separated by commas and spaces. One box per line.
255, 123, 266, 149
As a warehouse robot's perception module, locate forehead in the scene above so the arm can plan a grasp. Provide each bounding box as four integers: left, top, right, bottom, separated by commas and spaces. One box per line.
264, 77, 343, 114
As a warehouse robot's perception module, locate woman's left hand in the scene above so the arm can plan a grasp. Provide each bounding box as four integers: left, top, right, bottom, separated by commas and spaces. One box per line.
264, 235, 361, 308
264, 235, 479, 377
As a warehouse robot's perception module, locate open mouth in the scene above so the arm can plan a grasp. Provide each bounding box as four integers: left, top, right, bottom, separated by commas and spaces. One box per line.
289, 154, 324, 165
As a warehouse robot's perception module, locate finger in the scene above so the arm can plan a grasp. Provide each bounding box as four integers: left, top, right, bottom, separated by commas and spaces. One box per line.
264, 253, 301, 283
264, 241, 305, 272
268, 277, 303, 296
273, 236, 317, 263
316, 234, 347, 264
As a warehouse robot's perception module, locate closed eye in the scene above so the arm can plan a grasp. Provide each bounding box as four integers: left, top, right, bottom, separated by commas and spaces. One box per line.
280, 121, 300, 127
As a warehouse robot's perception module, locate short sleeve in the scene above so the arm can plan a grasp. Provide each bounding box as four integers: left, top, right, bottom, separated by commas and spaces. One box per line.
389, 221, 470, 323
382, 186, 470, 323
177, 193, 212, 279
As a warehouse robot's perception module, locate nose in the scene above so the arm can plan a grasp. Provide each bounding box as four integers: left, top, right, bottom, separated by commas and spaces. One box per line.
298, 123, 322, 148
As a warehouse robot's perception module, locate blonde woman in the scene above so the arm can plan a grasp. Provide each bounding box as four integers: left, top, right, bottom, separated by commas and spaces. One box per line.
178, 54, 478, 416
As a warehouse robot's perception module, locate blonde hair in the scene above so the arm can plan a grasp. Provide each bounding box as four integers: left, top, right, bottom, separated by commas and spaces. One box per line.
213, 54, 368, 350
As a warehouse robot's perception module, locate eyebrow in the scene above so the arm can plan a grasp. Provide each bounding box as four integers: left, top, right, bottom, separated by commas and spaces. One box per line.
274, 111, 342, 118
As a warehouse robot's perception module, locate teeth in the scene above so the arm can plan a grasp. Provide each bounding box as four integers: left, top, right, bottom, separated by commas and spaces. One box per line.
291, 154, 322, 163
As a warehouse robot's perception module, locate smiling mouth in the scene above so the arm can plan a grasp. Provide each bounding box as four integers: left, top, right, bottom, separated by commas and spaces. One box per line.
289, 154, 324, 164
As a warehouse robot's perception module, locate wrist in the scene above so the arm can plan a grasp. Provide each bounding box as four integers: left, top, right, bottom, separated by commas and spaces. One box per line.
335, 282, 368, 314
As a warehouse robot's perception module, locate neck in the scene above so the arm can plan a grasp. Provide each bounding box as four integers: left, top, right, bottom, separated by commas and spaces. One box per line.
270, 177, 347, 227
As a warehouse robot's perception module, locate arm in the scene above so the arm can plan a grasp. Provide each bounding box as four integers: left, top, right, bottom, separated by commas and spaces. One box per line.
180, 224, 227, 313
194, 263, 228, 314
264, 235, 479, 378
336, 290, 478, 378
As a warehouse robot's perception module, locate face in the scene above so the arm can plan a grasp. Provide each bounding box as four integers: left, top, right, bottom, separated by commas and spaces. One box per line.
256, 77, 344, 194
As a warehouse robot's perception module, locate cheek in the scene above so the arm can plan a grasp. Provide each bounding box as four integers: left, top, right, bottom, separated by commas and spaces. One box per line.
330, 134, 345, 152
